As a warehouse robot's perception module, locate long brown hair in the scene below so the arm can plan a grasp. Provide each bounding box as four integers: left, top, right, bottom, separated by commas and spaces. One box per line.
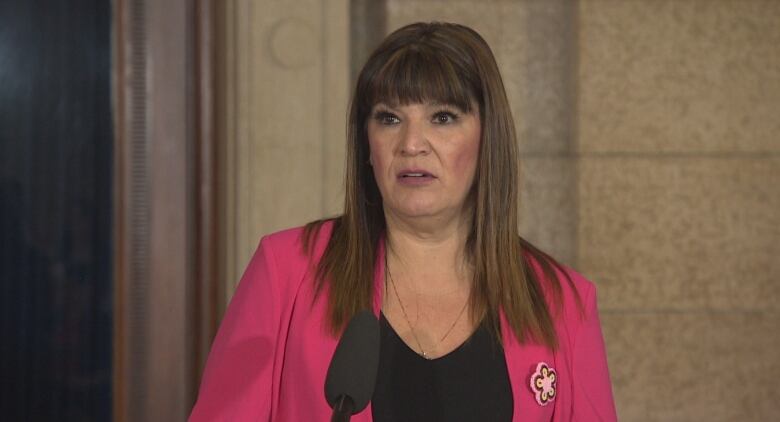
304, 22, 578, 349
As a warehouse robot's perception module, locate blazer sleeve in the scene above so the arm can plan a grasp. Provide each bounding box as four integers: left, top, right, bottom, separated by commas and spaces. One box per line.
189, 237, 281, 422
571, 285, 618, 421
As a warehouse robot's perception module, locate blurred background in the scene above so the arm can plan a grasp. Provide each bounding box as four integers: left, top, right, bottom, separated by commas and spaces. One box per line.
0, 0, 778, 421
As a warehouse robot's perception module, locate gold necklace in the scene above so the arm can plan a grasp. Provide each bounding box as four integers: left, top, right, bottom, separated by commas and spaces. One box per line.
385, 260, 469, 360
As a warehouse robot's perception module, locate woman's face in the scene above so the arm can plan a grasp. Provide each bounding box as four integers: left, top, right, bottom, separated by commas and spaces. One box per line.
367, 100, 481, 224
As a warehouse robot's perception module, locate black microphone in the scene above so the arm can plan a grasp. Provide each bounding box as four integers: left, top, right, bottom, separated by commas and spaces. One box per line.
324, 310, 380, 422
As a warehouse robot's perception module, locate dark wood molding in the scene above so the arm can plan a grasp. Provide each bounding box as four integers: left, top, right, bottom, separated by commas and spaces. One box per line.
113, 0, 217, 420
113, 1, 150, 420
349, 0, 387, 84
192, 0, 220, 403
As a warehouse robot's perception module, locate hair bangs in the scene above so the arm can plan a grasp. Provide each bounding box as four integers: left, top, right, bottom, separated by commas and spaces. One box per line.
366, 46, 478, 113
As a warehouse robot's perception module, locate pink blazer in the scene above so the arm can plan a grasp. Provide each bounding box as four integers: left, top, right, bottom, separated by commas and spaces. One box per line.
190, 222, 617, 421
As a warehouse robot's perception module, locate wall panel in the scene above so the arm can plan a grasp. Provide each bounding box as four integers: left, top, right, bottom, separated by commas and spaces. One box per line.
221, 0, 350, 293
579, 1, 780, 419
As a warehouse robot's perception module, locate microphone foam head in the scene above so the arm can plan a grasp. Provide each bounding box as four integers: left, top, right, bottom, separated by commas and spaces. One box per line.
324, 310, 380, 413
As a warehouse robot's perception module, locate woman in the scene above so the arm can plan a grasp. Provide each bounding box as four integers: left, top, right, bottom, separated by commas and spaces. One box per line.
190, 22, 616, 421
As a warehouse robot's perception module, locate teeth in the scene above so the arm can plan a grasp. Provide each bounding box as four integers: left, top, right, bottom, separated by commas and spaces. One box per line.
404, 173, 425, 177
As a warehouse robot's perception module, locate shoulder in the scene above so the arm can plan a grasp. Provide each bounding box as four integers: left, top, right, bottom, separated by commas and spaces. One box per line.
237, 220, 336, 302
253, 219, 336, 274
523, 251, 597, 314
521, 251, 601, 354
524, 253, 604, 356
556, 264, 597, 314
259, 219, 335, 258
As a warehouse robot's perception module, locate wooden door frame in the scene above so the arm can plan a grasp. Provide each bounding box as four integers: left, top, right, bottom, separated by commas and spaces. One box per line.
112, 0, 218, 420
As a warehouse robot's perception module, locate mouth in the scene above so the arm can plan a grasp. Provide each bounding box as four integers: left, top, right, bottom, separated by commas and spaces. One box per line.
397, 170, 436, 179
396, 169, 436, 186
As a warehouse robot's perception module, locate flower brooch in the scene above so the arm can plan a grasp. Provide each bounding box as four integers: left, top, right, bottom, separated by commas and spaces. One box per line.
530, 362, 557, 406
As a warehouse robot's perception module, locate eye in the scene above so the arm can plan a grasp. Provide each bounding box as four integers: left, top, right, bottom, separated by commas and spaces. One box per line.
432, 110, 458, 124
373, 111, 400, 125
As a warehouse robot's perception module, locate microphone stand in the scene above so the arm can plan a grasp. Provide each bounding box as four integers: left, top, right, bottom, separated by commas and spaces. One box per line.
330, 395, 356, 422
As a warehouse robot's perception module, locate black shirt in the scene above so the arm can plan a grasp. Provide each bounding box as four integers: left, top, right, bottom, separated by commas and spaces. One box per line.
371, 312, 513, 422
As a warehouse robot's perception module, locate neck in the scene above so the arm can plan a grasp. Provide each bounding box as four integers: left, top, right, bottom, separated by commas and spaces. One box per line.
383, 209, 472, 294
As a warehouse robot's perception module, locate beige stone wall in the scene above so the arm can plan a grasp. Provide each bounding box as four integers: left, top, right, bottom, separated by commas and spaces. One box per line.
220, 0, 350, 290
220, 0, 780, 420
579, 1, 780, 420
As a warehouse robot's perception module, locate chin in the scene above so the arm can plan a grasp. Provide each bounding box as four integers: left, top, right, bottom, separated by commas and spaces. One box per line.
395, 203, 444, 219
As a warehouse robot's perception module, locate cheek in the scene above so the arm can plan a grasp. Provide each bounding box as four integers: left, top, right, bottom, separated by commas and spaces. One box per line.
367, 136, 392, 180
367, 142, 380, 168
367, 131, 379, 166
452, 137, 480, 183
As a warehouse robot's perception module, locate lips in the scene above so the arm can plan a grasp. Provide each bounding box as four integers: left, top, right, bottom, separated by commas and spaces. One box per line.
397, 169, 436, 179
396, 168, 436, 186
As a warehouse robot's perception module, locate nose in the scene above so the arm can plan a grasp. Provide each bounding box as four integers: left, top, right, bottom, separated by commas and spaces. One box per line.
399, 118, 430, 156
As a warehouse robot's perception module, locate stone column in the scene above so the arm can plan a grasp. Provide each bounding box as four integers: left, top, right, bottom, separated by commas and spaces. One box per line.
221, 0, 350, 294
